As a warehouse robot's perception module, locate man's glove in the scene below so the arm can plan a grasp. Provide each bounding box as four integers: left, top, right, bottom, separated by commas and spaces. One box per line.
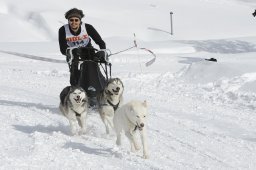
95, 50, 109, 63
72, 48, 82, 57
65, 48, 72, 63
66, 48, 81, 63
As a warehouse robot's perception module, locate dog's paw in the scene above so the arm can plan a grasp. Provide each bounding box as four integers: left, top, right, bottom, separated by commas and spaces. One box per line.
70, 129, 78, 136
116, 140, 121, 146
134, 144, 141, 151
143, 154, 149, 159
78, 129, 87, 135
131, 144, 140, 153
131, 146, 136, 152
71, 132, 78, 136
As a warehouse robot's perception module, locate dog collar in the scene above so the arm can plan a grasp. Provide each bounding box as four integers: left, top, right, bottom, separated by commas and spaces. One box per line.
107, 100, 120, 111
134, 125, 138, 131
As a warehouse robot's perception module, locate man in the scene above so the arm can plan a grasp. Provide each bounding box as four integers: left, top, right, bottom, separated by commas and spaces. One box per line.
58, 8, 106, 107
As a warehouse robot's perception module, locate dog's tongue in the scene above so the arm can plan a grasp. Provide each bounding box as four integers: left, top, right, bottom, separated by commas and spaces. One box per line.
74, 98, 81, 103
136, 123, 143, 131
112, 89, 120, 95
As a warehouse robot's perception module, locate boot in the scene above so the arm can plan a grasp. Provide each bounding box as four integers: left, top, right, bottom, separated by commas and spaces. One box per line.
88, 97, 98, 108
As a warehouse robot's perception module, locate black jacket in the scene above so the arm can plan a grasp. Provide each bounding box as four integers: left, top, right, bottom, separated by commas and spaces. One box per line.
58, 23, 106, 55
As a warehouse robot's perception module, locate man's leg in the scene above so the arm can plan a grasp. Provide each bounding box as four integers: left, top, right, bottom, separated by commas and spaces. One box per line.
70, 62, 81, 86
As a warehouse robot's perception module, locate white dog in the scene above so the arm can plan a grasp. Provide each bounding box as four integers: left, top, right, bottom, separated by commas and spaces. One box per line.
59, 86, 88, 135
113, 100, 149, 159
97, 78, 124, 134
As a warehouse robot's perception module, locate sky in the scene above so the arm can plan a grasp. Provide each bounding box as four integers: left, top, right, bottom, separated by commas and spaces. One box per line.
0, 0, 256, 169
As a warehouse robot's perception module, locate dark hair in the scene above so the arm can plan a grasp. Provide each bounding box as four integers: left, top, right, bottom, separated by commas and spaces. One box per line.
65, 8, 84, 19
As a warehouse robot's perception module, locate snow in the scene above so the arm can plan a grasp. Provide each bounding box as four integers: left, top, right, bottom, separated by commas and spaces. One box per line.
1, 0, 256, 169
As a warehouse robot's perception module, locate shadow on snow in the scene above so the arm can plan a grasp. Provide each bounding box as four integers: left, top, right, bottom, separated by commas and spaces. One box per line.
0, 99, 59, 114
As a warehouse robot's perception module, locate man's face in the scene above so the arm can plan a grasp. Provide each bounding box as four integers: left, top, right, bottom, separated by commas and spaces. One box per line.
68, 17, 81, 31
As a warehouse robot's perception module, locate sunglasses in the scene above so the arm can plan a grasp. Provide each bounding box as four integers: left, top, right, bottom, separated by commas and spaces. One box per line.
69, 18, 80, 22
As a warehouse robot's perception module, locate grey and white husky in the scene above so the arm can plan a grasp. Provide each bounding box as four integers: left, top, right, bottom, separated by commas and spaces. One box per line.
97, 78, 124, 134
59, 86, 88, 135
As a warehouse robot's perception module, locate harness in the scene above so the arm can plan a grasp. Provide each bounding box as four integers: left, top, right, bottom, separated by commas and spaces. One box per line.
133, 125, 138, 131
125, 113, 140, 132
100, 89, 121, 111
107, 99, 120, 111
71, 108, 81, 117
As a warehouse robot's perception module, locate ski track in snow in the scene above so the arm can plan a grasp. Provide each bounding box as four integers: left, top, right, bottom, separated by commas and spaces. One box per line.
0, 50, 65, 63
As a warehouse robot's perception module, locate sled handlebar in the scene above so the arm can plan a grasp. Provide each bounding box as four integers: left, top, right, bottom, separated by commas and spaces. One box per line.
66, 47, 110, 65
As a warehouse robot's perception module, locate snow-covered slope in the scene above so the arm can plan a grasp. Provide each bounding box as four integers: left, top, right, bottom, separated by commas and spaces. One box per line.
1, 0, 256, 41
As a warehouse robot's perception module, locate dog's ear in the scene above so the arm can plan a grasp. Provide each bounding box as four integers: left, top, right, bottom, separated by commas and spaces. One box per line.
120, 79, 124, 88
70, 86, 75, 91
142, 100, 147, 107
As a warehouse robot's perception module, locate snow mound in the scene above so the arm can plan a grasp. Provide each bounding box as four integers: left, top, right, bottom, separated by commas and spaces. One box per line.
183, 40, 256, 54
180, 60, 237, 84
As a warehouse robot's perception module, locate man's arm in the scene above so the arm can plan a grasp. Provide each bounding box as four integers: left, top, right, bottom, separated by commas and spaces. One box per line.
86, 24, 106, 49
58, 26, 68, 55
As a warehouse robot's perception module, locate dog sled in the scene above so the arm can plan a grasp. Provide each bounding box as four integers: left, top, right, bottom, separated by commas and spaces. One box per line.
64, 35, 157, 107
66, 47, 111, 105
